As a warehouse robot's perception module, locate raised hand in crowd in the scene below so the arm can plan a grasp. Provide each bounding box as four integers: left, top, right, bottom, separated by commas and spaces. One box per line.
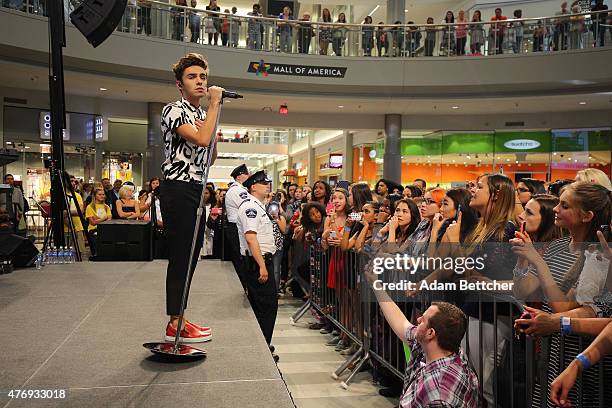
443, 210, 462, 243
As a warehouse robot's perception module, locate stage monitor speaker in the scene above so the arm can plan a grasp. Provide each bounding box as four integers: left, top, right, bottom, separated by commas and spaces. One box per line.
0, 234, 39, 267
70, 0, 128, 48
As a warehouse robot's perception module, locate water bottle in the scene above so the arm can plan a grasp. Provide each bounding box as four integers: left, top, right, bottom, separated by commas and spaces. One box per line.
48, 247, 56, 265
58, 247, 65, 264
35, 253, 43, 270
68, 246, 75, 264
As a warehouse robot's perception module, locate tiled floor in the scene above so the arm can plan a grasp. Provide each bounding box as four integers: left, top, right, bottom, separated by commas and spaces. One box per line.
274, 297, 397, 408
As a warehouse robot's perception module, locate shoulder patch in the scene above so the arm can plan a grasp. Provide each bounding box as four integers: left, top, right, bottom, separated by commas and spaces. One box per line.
245, 208, 257, 218
239, 191, 248, 199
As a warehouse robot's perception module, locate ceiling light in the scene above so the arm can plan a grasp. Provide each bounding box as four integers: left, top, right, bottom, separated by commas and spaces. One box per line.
25, 146, 31, 149
368, 5, 380, 16
404, 9, 408, 12
337, 105, 344, 109
451, 106, 459, 109
579, 101, 586, 105
99, 87, 107, 91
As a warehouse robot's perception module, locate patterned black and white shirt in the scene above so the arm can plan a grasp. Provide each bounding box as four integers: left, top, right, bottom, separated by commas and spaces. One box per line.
161, 98, 209, 183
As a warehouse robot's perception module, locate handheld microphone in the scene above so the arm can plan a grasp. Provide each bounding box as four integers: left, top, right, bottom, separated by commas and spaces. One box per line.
222, 90, 244, 99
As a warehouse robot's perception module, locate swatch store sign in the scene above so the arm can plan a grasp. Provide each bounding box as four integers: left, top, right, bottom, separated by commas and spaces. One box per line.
40, 112, 70, 141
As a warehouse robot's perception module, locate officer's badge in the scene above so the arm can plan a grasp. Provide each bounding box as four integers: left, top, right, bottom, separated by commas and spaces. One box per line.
240, 191, 248, 199
246, 208, 257, 218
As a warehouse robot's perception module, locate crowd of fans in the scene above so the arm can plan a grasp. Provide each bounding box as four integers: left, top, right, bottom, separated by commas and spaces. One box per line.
134, 1, 611, 55
5, 0, 611, 55
218, 168, 610, 407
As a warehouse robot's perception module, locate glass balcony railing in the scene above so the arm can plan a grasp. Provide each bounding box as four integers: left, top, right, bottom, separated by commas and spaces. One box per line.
3, 0, 612, 57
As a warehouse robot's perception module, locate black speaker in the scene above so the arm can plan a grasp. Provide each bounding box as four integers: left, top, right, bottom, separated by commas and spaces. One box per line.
0, 234, 39, 267
95, 220, 153, 261
70, 0, 128, 48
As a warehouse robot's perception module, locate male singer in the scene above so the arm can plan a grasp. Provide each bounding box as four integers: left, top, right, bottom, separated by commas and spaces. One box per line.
159, 53, 224, 343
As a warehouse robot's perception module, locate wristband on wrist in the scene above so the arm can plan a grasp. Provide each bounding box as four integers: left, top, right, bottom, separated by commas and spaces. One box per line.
513, 265, 529, 279
576, 353, 591, 370
561, 316, 571, 335
344, 226, 351, 232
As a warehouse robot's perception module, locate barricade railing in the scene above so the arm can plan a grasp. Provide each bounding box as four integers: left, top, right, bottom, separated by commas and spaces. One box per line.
4, 2, 611, 57
300, 244, 607, 407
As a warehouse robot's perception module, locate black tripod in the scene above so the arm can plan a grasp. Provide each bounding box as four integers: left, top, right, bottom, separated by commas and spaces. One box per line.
42, 166, 93, 262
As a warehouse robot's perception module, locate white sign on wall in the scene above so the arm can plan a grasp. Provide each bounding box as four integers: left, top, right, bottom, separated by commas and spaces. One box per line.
40, 112, 70, 141
503, 139, 541, 150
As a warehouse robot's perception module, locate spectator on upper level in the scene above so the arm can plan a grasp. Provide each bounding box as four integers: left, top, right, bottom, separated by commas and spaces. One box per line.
569, 4, 585, 49
591, 0, 608, 47
532, 19, 546, 52
189, 0, 201, 43
511, 9, 524, 53
332, 13, 348, 56
376, 22, 389, 57
391, 20, 404, 57
318, 8, 333, 55
172, 0, 187, 41
440, 11, 455, 56
205, 0, 221, 45
470, 10, 485, 54
489, 7, 507, 55
229, 6, 240, 47
455, 10, 467, 55
297, 12, 315, 54
407, 21, 421, 57
424, 17, 437, 56
247, 3, 263, 50
278, 6, 295, 53
221, 8, 231, 46
554, 2, 570, 51
362, 15, 375, 56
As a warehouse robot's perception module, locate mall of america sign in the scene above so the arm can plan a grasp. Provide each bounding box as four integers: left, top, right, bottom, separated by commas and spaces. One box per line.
248, 60, 347, 78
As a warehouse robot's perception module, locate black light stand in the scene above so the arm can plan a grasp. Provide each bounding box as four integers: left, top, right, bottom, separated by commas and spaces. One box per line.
47, 0, 67, 249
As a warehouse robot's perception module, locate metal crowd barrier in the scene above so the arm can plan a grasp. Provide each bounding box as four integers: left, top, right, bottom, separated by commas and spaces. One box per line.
293, 244, 608, 408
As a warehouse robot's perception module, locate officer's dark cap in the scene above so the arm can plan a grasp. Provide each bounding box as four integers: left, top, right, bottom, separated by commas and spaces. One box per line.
230, 164, 249, 179
243, 170, 272, 190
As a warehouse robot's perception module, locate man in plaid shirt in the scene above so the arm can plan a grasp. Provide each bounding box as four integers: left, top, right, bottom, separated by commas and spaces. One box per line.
368, 269, 480, 407
399, 303, 480, 407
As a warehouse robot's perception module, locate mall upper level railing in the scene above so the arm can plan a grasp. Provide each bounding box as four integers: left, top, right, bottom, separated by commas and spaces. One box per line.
4, 1, 612, 57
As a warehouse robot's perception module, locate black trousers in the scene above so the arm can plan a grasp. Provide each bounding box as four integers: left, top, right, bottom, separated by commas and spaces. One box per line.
244, 255, 278, 345
225, 222, 246, 289
160, 180, 206, 316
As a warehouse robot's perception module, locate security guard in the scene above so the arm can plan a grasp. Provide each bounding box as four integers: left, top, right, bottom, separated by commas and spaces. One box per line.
224, 164, 250, 288
237, 170, 278, 348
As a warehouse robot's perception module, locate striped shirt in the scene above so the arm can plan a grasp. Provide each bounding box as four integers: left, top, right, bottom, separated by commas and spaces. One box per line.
530, 237, 612, 408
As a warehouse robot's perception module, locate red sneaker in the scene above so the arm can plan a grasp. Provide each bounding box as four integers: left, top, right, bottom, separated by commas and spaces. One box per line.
165, 323, 212, 343
186, 320, 212, 333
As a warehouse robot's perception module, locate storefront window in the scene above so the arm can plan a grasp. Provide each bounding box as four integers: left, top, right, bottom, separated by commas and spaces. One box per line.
368, 129, 611, 188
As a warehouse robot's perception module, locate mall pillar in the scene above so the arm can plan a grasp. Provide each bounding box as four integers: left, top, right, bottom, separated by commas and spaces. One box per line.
94, 143, 103, 181
307, 131, 316, 185
383, 114, 402, 183
342, 131, 353, 181
271, 160, 278, 191
145, 102, 165, 183
387, 0, 406, 24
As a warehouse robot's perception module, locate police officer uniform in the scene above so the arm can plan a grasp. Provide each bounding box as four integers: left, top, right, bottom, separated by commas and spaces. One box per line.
224, 164, 249, 286
236, 170, 278, 345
